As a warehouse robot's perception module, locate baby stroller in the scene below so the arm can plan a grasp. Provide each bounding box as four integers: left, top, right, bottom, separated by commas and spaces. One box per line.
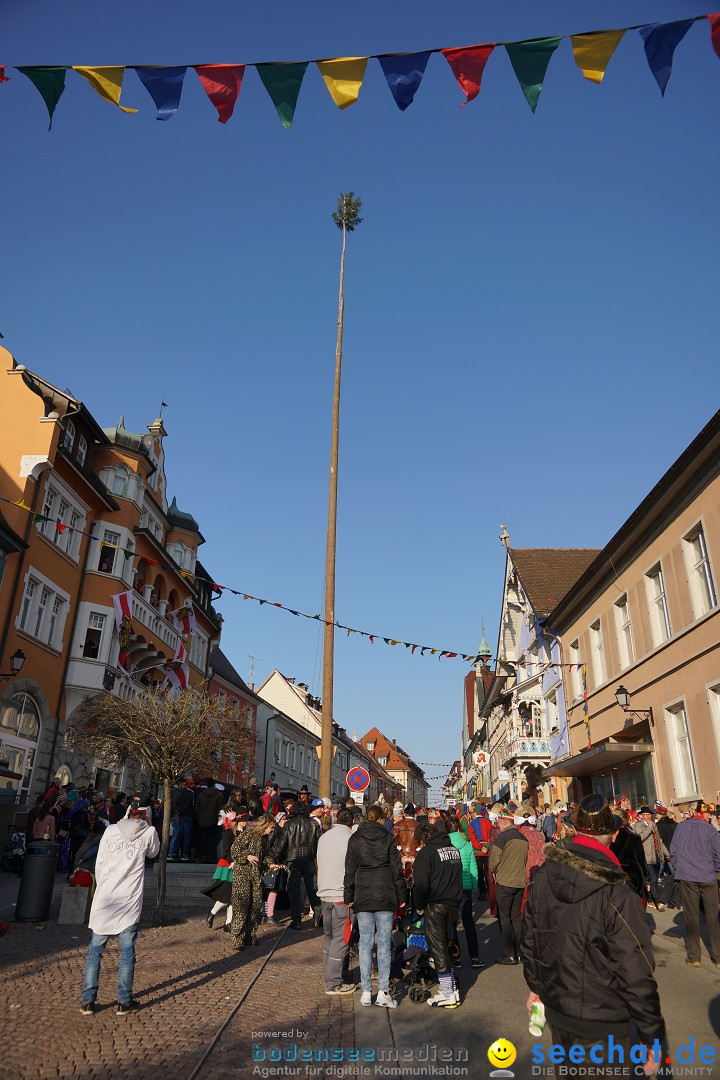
402, 914, 459, 1003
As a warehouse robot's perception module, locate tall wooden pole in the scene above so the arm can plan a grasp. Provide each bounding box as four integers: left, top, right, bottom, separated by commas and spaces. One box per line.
320, 220, 347, 797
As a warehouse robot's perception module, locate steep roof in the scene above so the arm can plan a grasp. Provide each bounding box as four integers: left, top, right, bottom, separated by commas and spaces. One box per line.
510, 548, 601, 617
209, 646, 252, 694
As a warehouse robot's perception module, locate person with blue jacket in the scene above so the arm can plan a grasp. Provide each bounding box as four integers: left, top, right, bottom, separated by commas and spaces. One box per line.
670, 800, 720, 967
446, 814, 482, 968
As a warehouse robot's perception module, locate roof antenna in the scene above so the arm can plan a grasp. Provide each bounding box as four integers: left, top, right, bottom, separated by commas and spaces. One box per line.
248, 654, 260, 684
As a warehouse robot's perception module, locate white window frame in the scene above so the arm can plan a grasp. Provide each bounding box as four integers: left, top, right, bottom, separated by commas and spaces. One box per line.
36, 474, 87, 563
664, 700, 699, 800
82, 611, 107, 659
589, 619, 606, 687
299, 746, 304, 775
112, 465, 131, 498
708, 683, 720, 767
97, 529, 121, 575
15, 566, 71, 651
77, 435, 87, 468
683, 523, 718, 619
189, 629, 209, 672
614, 594, 635, 670
62, 419, 75, 452
645, 563, 672, 646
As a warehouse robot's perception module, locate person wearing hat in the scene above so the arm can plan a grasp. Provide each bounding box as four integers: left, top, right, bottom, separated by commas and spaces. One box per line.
670, 800, 720, 967
630, 806, 670, 911
485, 802, 504, 917
489, 805, 528, 964
203, 797, 250, 932
298, 785, 311, 805
393, 803, 420, 884
522, 794, 665, 1075
514, 800, 546, 915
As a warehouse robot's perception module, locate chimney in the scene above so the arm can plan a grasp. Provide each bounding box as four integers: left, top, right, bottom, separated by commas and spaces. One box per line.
248, 682, 255, 691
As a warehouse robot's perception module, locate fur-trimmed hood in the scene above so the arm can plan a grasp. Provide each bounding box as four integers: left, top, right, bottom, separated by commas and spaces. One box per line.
542, 841, 628, 904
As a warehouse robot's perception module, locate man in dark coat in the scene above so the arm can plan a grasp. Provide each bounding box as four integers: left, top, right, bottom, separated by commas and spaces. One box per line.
522, 794, 665, 1078
194, 780, 224, 862
344, 803, 407, 1008
413, 820, 464, 1008
270, 801, 320, 929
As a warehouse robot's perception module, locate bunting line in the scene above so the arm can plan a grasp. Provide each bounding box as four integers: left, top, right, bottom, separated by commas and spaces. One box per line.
2, 12, 716, 127
0, 489, 590, 669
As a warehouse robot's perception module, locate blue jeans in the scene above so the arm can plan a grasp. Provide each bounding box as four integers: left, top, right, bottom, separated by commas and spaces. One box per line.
169, 815, 192, 858
82, 924, 139, 1005
356, 910, 394, 994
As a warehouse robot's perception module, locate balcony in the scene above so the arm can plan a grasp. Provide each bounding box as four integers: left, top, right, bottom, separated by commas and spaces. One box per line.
504, 737, 551, 765
130, 590, 179, 652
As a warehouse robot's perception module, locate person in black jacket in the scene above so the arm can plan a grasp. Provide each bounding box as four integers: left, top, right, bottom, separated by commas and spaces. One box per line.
270, 802, 320, 929
522, 794, 666, 1078
413, 820, 464, 1008
344, 803, 407, 1009
611, 809, 649, 903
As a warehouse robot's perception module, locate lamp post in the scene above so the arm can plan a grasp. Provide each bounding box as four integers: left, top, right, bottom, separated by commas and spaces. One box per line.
0, 649, 25, 684
614, 685, 654, 728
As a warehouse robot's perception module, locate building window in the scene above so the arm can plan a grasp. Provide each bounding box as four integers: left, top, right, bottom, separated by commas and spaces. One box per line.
299, 746, 304, 774
589, 619, 605, 687
378, 755, 388, 766
274, 735, 282, 763
39, 488, 56, 536
645, 564, 672, 646
62, 420, 75, 452
34, 587, 50, 639
98, 530, 120, 574
290, 743, 296, 771
0, 692, 41, 802
684, 525, 717, 618
19, 578, 37, 630
112, 466, 131, 498
366, 741, 376, 751
709, 684, 720, 764
569, 640, 583, 699
614, 594, 635, 670
189, 631, 209, 672
77, 435, 87, 468
83, 612, 106, 659
665, 702, 698, 799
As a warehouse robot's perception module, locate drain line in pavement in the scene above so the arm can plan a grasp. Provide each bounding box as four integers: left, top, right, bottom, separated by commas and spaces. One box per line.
186, 926, 289, 1080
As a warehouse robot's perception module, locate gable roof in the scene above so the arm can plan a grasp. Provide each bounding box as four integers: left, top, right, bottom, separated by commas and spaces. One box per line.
510, 548, 602, 617
209, 646, 252, 694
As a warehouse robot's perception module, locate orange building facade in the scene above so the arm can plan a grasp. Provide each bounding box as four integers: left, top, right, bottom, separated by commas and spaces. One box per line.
0, 347, 222, 815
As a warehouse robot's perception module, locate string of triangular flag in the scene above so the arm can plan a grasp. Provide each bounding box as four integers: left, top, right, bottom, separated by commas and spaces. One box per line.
1, 13, 718, 129
1, 490, 588, 668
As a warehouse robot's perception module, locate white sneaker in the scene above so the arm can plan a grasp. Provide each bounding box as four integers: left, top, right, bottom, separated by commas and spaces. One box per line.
427, 989, 460, 1008
375, 991, 397, 1009
361, 991, 373, 1007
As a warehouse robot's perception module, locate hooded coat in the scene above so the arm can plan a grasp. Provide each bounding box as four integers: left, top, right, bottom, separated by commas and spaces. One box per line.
88, 818, 160, 935
521, 839, 665, 1046
344, 820, 407, 912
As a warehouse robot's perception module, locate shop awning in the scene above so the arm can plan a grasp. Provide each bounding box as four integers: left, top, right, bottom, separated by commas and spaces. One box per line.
542, 742, 652, 779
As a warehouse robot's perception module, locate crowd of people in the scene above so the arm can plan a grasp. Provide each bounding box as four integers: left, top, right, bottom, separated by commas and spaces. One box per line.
67, 773, 720, 1073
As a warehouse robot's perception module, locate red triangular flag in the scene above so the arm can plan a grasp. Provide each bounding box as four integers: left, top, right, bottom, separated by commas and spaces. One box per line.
441, 44, 495, 105
194, 64, 245, 124
0, 68, 10, 83
56, 522, 67, 534
710, 14, 720, 59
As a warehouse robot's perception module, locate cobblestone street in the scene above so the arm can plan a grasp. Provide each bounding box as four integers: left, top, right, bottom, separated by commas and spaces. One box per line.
0, 901, 353, 1080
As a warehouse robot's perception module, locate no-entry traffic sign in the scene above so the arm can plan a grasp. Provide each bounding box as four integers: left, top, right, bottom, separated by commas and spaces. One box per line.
346, 766, 370, 792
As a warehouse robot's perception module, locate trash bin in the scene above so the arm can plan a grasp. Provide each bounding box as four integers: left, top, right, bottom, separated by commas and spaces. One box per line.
15, 841, 60, 922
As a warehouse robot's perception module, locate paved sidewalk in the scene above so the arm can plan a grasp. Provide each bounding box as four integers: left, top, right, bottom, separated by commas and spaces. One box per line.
0, 909, 353, 1080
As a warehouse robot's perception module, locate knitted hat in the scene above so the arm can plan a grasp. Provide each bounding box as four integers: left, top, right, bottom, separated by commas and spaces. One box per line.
572, 795, 616, 835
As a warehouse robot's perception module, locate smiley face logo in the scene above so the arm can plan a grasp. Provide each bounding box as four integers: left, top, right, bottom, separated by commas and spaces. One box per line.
488, 1039, 517, 1070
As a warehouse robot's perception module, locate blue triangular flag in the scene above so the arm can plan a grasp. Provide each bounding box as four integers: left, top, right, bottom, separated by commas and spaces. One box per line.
135, 66, 187, 119
639, 20, 693, 95
378, 52, 431, 111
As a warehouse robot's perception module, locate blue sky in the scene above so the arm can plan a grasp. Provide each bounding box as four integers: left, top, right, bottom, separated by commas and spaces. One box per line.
2, 1, 716, 798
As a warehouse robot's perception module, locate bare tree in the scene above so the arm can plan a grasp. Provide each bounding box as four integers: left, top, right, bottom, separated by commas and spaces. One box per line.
320, 192, 363, 797
71, 686, 256, 925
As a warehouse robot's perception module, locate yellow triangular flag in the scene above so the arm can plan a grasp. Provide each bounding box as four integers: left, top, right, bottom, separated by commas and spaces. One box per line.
316, 57, 368, 110
13, 498, 32, 511
73, 67, 138, 112
570, 30, 625, 84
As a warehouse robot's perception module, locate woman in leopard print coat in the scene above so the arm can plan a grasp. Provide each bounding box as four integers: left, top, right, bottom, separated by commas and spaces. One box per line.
230, 813, 277, 951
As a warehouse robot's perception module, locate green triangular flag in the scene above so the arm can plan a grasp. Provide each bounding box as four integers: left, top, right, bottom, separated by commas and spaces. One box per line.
505, 37, 561, 113
17, 66, 67, 129
256, 62, 308, 129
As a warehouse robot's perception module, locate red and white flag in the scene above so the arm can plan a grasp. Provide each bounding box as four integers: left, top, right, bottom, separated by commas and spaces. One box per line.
162, 660, 190, 698
171, 602, 196, 639
112, 590, 134, 670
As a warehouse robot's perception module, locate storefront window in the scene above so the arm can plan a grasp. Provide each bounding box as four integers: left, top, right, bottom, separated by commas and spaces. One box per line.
590, 756, 656, 809
0, 692, 41, 802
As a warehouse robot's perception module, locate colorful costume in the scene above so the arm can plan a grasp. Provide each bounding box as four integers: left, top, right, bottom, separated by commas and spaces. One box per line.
230, 827, 273, 951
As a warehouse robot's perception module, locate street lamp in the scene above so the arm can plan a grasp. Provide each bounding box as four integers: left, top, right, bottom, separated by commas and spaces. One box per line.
0, 649, 25, 683
614, 685, 654, 728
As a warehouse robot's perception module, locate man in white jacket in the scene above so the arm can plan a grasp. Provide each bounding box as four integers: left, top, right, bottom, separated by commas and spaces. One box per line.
80, 807, 159, 1015
316, 808, 355, 995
